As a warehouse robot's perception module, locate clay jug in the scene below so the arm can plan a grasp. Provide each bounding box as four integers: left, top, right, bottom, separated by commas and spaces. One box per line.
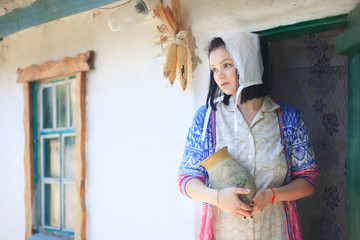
200, 146, 256, 205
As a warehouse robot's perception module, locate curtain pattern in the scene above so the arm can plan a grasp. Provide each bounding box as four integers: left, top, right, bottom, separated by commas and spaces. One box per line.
269, 29, 347, 240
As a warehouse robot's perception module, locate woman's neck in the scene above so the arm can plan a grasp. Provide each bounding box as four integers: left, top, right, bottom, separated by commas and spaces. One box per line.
237, 97, 263, 111
234, 96, 264, 126
232, 93, 264, 111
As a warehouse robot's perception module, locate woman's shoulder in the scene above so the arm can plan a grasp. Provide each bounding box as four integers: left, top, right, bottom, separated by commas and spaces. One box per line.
190, 105, 209, 127
277, 102, 301, 116
277, 102, 300, 113
194, 105, 210, 121
195, 105, 208, 116
276, 102, 305, 128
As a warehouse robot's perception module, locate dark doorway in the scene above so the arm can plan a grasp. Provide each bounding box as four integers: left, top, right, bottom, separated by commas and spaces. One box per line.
268, 29, 347, 239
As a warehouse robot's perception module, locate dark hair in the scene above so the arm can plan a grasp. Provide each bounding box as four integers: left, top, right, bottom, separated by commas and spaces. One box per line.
205, 37, 266, 111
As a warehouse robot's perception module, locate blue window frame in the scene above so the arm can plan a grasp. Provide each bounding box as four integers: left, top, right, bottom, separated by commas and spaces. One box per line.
33, 76, 77, 238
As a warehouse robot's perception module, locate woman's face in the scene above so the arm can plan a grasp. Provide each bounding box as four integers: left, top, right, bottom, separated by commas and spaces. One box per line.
209, 46, 238, 97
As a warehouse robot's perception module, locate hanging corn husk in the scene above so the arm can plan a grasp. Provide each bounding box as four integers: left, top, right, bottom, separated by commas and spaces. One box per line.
177, 44, 187, 90
153, 0, 191, 90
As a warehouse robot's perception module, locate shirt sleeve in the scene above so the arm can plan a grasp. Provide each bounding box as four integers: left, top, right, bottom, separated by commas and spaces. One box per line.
178, 106, 210, 197
178, 175, 206, 198
290, 110, 319, 187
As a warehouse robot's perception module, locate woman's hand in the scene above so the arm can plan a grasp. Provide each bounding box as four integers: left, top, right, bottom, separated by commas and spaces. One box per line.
250, 189, 273, 215
218, 187, 253, 218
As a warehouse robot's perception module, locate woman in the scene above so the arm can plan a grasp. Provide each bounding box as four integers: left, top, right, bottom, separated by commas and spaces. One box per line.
178, 32, 319, 240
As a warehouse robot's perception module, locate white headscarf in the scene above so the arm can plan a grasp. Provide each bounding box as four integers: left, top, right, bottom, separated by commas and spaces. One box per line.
222, 32, 264, 131
201, 32, 264, 141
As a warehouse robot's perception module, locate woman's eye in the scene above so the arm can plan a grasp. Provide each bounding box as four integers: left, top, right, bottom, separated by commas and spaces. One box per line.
212, 68, 218, 73
224, 63, 232, 68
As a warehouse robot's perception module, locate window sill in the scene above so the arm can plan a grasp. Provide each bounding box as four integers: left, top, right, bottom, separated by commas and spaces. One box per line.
28, 233, 73, 240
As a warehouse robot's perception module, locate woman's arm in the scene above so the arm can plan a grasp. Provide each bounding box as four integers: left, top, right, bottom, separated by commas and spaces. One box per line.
185, 178, 253, 218
272, 178, 315, 201
250, 178, 315, 214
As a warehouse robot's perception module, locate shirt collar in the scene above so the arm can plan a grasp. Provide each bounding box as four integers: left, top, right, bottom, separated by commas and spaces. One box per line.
261, 95, 280, 113
223, 97, 236, 112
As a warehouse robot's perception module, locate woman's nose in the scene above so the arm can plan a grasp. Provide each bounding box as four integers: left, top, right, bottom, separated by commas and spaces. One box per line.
218, 68, 225, 78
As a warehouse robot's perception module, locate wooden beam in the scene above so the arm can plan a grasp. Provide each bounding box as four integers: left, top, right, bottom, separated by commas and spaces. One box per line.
23, 83, 34, 239
0, 0, 122, 38
17, 51, 94, 83
75, 72, 86, 240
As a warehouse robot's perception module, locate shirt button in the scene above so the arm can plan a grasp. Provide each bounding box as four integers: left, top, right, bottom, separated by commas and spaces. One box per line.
248, 154, 253, 159
248, 134, 252, 139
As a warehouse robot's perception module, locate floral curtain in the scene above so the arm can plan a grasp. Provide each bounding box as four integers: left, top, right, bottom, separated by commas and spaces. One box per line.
269, 28, 347, 240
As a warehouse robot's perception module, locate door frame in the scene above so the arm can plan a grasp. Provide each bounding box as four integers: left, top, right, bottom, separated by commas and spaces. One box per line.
335, 4, 360, 239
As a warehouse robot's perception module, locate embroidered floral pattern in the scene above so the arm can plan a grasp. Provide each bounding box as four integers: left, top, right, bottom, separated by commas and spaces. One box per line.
321, 112, 339, 136
313, 99, 326, 113
313, 209, 343, 240
313, 124, 340, 170
307, 35, 338, 97
322, 186, 340, 211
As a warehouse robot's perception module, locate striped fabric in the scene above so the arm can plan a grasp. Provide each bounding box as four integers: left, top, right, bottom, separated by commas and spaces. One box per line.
291, 167, 319, 187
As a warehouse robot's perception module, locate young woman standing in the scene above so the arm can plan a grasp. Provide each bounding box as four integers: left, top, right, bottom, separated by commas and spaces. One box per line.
178, 33, 319, 240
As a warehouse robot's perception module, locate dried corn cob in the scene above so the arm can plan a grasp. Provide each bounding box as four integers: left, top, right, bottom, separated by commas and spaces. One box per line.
168, 53, 177, 86
177, 44, 188, 90
164, 44, 178, 85
154, 0, 190, 90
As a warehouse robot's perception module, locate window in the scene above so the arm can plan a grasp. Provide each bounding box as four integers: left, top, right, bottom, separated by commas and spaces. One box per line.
34, 77, 77, 237
18, 51, 93, 240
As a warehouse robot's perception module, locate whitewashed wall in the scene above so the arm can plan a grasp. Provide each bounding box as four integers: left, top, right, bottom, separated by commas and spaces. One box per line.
0, 0, 358, 239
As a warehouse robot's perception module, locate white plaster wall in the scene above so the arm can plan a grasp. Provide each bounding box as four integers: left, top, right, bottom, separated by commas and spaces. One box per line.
0, 53, 26, 240
0, 0, 359, 239
0, 3, 196, 240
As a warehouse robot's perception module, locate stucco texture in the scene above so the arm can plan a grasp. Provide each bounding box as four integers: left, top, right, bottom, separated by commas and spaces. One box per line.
0, 0, 359, 239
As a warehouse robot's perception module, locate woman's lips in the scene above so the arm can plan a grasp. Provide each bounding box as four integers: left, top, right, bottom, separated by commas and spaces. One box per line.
221, 82, 230, 88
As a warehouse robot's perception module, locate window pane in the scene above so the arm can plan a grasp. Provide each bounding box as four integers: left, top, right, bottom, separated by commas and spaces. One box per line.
56, 84, 67, 128
69, 81, 77, 128
64, 136, 76, 178
64, 183, 76, 230
42, 87, 53, 129
44, 183, 60, 228
44, 137, 60, 178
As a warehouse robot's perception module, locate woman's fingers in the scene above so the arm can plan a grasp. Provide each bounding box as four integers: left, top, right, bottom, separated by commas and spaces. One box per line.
232, 188, 251, 195
250, 192, 259, 205
250, 189, 273, 214
218, 187, 253, 216
233, 208, 252, 218
232, 188, 253, 211
236, 200, 252, 211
